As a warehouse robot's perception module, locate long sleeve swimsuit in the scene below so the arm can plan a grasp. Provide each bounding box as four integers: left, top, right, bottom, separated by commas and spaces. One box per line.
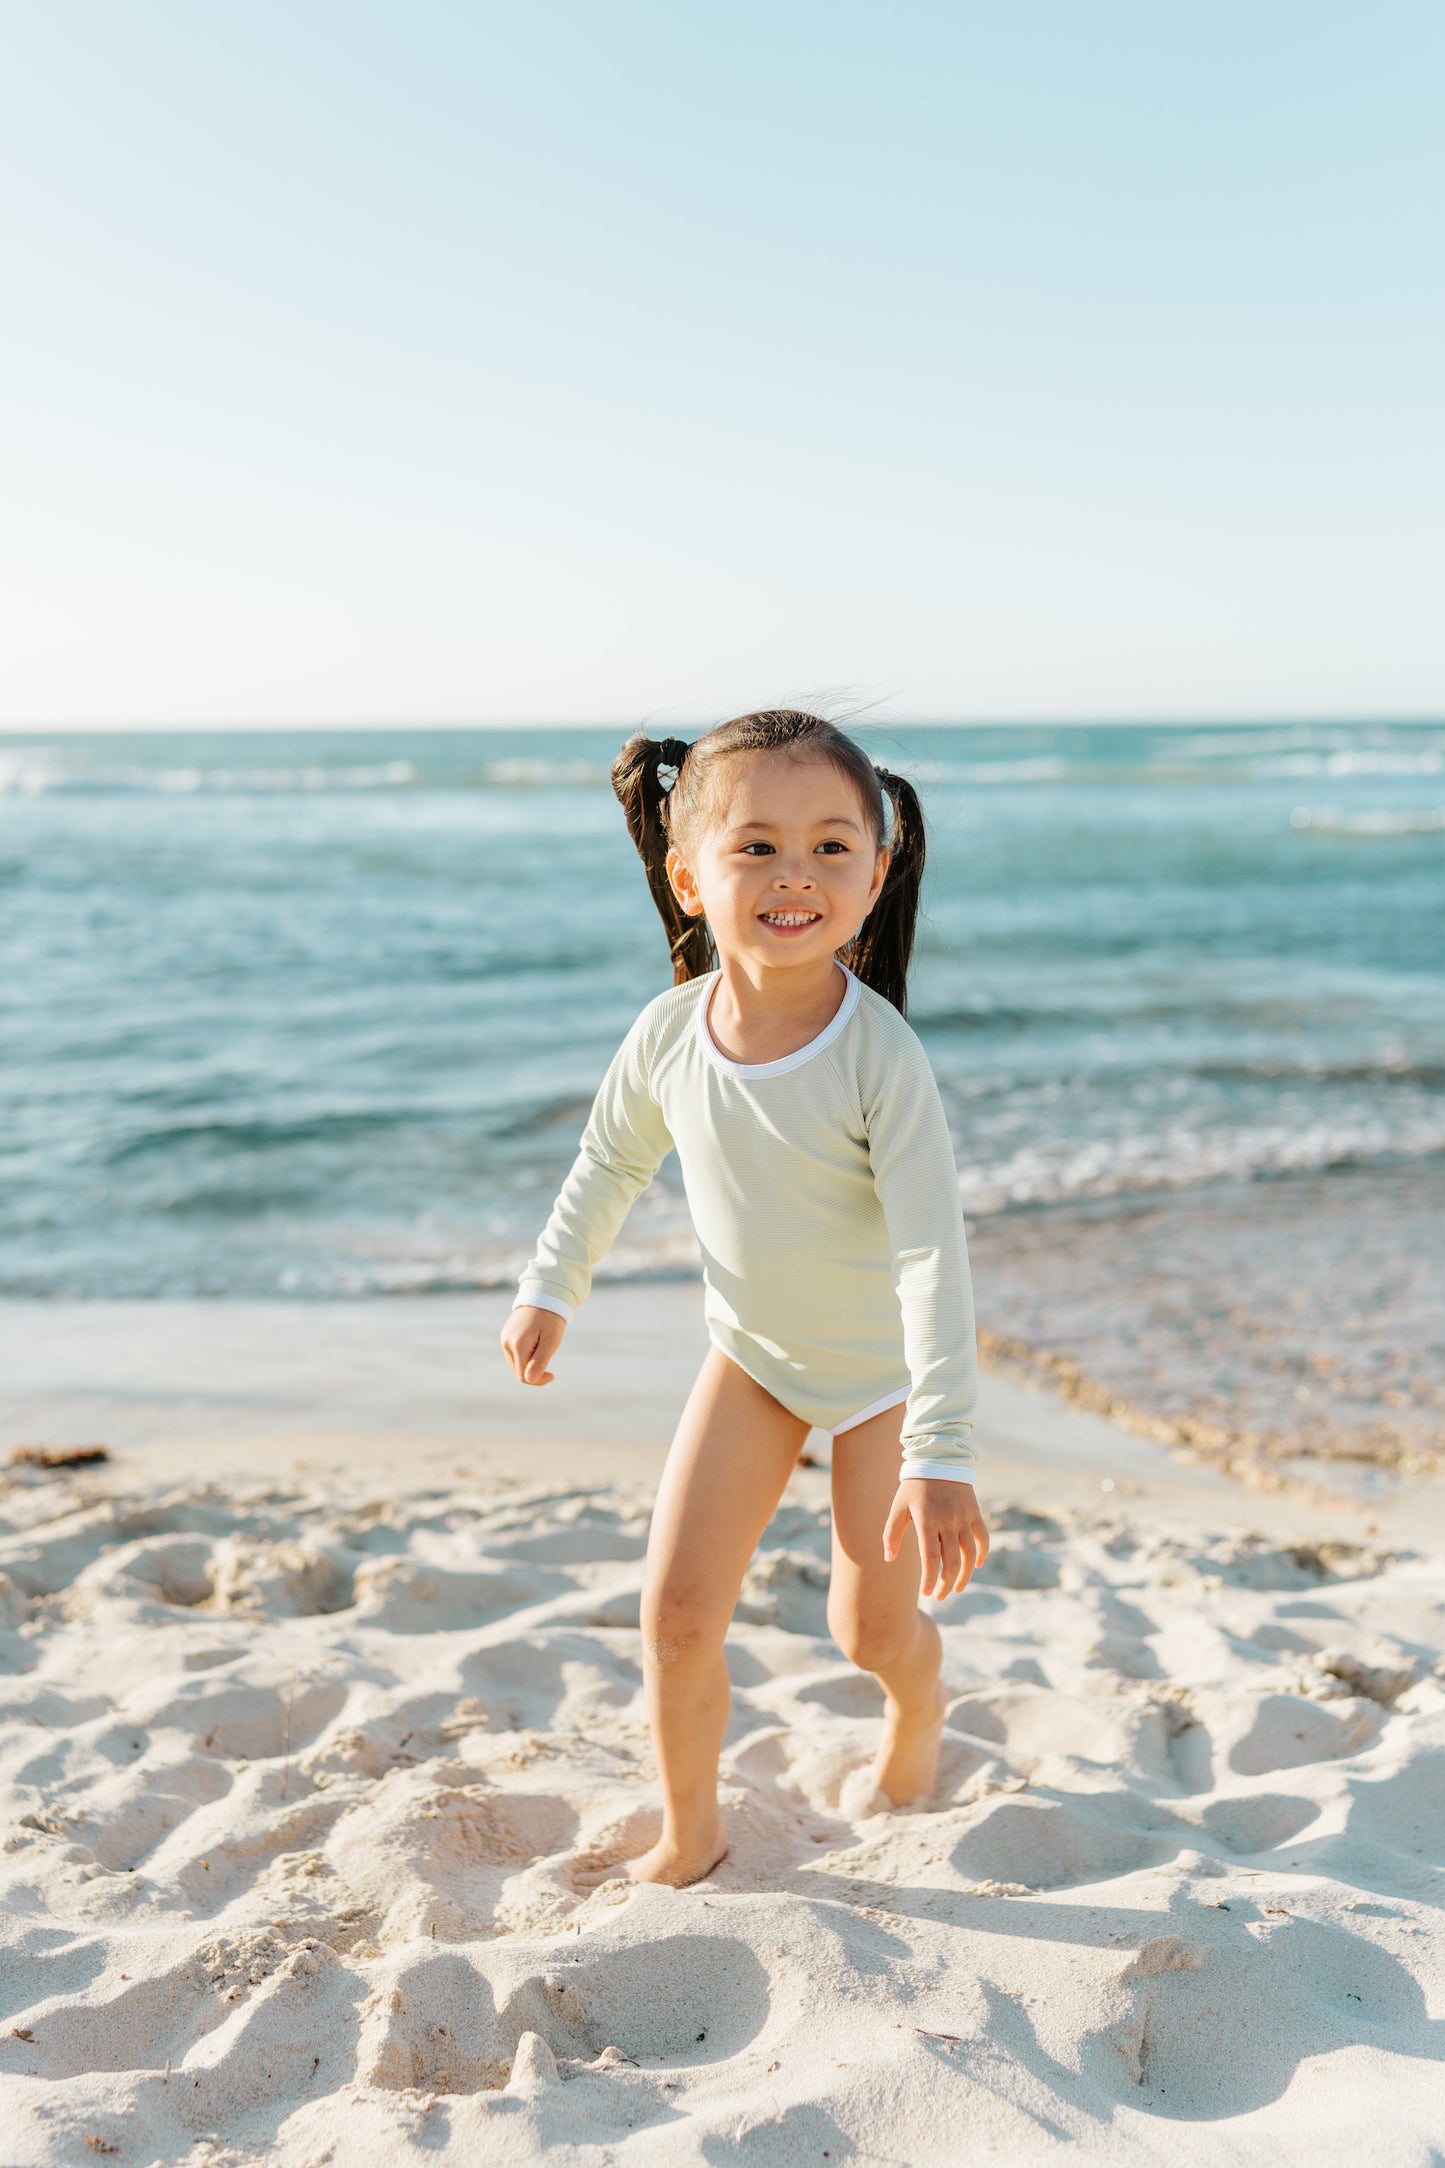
517, 965, 979, 1484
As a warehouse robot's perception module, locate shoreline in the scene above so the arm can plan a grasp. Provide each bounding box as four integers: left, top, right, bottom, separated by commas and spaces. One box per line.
976, 1326, 1444, 1490
8, 1150, 1439, 1497
4, 1288, 1443, 1554
967, 1162, 1445, 1490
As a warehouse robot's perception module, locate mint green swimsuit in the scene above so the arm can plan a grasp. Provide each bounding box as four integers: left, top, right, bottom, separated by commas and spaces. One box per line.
518, 967, 978, 1484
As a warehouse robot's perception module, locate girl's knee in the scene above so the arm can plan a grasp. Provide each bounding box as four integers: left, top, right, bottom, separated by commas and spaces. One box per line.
641, 1584, 725, 1670
827, 1598, 919, 1676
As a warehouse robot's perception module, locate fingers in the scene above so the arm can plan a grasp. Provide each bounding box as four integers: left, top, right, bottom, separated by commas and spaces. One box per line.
946, 1510, 989, 1594
912, 1514, 934, 1596
917, 1505, 989, 1598
914, 1512, 946, 1598
500, 1308, 562, 1388
500, 1323, 533, 1382
950, 1528, 979, 1595
884, 1482, 992, 1596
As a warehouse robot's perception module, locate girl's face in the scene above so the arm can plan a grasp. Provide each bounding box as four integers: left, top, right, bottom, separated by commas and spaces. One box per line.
666, 751, 888, 974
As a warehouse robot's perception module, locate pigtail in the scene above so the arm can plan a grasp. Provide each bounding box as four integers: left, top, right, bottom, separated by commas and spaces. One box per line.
610, 734, 717, 984
847, 767, 926, 1016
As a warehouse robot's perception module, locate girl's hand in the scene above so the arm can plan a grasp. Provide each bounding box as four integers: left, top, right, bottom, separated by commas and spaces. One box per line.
883, 1479, 990, 1599
501, 1304, 567, 1386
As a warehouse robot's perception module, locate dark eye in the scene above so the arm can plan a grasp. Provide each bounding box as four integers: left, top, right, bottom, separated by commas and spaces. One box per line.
816, 840, 848, 854
740, 841, 775, 855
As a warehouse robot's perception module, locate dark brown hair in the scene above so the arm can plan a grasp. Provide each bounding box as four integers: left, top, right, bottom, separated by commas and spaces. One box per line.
610, 709, 925, 1014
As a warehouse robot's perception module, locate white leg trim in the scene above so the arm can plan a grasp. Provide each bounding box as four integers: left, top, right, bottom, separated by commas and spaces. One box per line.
832, 1385, 910, 1436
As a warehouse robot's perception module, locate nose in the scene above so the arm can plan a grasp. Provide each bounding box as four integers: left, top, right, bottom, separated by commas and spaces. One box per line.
772, 855, 816, 890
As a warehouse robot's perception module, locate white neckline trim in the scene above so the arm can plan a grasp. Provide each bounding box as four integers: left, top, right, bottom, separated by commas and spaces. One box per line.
696, 965, 861, 1081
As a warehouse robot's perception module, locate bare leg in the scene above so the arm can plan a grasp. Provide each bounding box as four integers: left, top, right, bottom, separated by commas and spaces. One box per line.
828, 1404, 946, 1805
617, 1348, 807, 1886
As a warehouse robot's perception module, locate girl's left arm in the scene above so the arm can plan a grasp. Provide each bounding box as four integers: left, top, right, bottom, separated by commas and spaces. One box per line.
866, 1027, 988, 1592
865, 1034, 980, 1482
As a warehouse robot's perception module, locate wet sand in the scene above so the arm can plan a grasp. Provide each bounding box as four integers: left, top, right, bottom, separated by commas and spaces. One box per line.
968, 1162, 1445, 1486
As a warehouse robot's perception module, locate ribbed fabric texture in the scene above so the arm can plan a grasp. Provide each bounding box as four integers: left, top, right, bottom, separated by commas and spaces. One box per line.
518, 969, 978, 1481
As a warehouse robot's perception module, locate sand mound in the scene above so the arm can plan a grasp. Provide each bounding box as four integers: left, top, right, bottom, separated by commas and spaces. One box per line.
2, 1467, 1442, 2163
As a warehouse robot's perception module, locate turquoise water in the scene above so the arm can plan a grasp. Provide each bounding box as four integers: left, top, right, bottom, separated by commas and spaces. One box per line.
3, 722, 1442, 1342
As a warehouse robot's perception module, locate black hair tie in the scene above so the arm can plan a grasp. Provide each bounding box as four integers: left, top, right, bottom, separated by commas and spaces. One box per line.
656, 737, 691, 797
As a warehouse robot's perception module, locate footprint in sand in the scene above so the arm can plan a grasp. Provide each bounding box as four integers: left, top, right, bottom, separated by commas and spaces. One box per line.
325, 1770, 579, 1939
162, 1674, 350, 1763
951, 1794, 1176, 1890
1225, 1693, 1380, 1776
1197, 1792, 1320, 1854
493, 1932, 771, 2069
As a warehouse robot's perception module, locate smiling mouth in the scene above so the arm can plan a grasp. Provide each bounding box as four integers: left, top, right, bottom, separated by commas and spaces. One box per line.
758, 910, 822, 927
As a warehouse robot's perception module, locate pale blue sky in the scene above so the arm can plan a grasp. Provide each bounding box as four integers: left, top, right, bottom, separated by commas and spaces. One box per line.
2, 2, 1441, 725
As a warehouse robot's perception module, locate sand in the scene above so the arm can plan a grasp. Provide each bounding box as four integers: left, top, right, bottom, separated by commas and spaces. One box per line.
2, 1292, 1444, 2163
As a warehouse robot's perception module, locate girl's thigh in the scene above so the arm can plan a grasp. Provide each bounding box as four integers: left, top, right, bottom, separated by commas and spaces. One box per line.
828, 1403, 921, 1641
646, 1348, 809, 1642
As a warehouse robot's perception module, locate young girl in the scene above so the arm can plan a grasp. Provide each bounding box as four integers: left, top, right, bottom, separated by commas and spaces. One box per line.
501, 709, 988, 1887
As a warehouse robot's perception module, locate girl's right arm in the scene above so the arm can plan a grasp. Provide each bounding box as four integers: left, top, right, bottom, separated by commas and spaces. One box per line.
501, 1008, 674, 1380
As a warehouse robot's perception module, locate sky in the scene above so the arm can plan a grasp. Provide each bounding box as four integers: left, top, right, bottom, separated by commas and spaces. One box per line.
2, 2, 1442, 728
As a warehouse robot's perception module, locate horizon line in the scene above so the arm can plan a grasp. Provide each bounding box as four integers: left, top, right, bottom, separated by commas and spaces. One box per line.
5, 712, 1444, 736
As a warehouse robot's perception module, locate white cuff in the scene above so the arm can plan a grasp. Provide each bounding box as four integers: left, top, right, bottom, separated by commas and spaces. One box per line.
898, 1460, 977, 1487
513, 1289, 575, 1321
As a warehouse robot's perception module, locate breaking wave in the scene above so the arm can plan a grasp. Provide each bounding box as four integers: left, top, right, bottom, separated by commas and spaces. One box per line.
1290, 805, 1445, 836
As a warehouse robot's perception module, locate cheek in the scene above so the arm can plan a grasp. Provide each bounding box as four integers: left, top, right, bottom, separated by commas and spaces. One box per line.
690, 859, 747, 917
837, 858, 881, 900
715, 871, 758, 918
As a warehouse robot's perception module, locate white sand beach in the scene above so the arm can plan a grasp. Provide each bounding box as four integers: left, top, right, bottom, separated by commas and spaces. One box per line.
3, 1290, 1443, 2163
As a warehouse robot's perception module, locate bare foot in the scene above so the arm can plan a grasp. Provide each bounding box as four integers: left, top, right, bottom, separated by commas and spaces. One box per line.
577, 1825, 727, 1889
623, 1827, 728, 1887
872, 1683, 947, 1807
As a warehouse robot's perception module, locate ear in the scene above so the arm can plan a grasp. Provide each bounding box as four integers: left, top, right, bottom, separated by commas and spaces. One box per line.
863, 844, 889, 915
666, 845, 704, 918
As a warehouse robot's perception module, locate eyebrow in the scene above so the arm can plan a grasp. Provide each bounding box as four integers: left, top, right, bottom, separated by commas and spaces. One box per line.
729, 816, 866, 834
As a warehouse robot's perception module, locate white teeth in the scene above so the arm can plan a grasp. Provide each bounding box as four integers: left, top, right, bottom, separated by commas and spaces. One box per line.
761, 911, 820, 925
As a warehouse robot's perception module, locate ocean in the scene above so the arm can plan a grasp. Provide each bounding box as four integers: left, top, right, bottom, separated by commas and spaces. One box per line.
4, 720, 1442, 1471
